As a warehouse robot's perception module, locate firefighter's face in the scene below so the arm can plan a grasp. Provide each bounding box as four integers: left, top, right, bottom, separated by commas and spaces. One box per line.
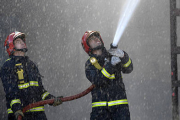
88, 35, 102, 49
14, 38, 27, 50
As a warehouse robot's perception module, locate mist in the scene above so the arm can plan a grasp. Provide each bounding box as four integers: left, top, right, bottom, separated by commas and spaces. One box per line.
0, 0, 173, 120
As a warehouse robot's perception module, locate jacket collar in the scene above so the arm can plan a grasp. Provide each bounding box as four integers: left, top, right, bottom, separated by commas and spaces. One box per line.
11, 56, 29, 63
90, 48, 109, 62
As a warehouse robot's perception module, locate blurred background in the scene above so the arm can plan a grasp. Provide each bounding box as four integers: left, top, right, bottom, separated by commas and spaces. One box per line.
0, 0, 176, 119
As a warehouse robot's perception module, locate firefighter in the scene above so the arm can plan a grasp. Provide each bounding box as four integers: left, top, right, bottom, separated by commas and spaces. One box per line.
81, 31, 133, 120
1, 31, 63, 120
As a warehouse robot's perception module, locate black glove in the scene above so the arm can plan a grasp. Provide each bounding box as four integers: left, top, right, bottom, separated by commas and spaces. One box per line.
14, 110, 24, 120
53, 96, 63, 106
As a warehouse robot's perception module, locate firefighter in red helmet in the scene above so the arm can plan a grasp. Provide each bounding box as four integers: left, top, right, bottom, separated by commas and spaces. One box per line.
81, 31, 133, 120
4, 31, 28, 56
1, 31, 63, 120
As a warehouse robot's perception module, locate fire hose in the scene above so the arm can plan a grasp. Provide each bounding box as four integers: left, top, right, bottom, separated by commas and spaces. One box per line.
18, 84, 95, 120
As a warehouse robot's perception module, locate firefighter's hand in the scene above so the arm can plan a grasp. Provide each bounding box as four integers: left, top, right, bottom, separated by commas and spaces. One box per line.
109, 48, 124, 58
111, 56, 121, 66
14, 110, 24, 120
53, 96, 63, 106
109, 44, 124, 58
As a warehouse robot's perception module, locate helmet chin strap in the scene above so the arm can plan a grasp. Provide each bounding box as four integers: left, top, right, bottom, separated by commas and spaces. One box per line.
14, 48, 28, 52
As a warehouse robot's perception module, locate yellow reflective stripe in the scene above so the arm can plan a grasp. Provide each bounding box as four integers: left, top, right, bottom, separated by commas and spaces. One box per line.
26, 106, 44, 112
10, 99, 21, 108
108, 99, 128, 106
8, 106, 45, 113
15, 63, 22, 66
18, 81, 39, 89
6, 58, 11, 61
92, 99, 128, 108
7, 108, 13, 114
42, 92, 49, 100
18, 83, 29, 89
30, 81, 39, 86
123, 58, 131, 68
101, 68, 115, 79
92, 101, 107, 108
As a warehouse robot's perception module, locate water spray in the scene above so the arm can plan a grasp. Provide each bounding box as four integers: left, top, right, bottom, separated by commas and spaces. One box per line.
112, 0, 140, 47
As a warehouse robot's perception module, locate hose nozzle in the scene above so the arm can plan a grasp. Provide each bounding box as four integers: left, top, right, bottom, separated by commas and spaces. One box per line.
110, 43, 118, 49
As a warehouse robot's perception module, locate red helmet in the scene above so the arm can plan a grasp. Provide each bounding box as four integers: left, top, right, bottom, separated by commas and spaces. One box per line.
81, 31, 104, 55
4, 31, 26, 56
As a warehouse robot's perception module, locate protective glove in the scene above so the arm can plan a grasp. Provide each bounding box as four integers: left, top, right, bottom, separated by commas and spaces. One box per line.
53, 96, 63, 106
14, 110, 24, 120
109, 43, 124, 58
111, 56, 121, 66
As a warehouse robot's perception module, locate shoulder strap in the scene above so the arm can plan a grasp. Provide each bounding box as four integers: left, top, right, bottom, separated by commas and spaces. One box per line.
90, 57, 102, 70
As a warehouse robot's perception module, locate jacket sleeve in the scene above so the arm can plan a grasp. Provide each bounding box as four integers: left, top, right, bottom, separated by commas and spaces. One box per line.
120, 51, 133, 74
1, 65, 22, 113
85, 59, 116, 86
34, 65, 55, 101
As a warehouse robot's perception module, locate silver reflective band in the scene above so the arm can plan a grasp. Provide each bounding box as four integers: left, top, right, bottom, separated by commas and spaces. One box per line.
101, 68, 115, 79
92, 99, 128, 108
18, 81, 39, 89
123, 58, 131, 67
7, 108, 13, 114
29, 81, 38, 86
18, 83, 29, 89
26, 106, 44, 112
42, 92, 49, 100
7, 106, 45, 113
10, 99, 21, 107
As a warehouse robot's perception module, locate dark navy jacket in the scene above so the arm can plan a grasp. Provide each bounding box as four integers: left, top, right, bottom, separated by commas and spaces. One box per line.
85, 49, 133, 107
1, 56, 54, 114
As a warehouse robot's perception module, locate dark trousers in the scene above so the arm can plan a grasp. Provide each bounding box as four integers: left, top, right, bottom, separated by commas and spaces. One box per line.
90, 105, 130, 120
8, 111, 47, 120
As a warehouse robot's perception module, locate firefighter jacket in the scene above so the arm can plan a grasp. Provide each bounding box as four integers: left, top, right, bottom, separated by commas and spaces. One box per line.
85, 48, 133, 108
1, 56, 55, 115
